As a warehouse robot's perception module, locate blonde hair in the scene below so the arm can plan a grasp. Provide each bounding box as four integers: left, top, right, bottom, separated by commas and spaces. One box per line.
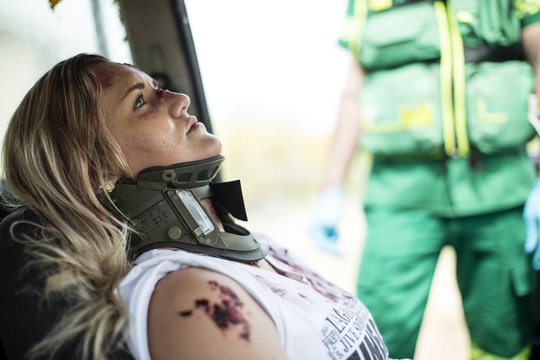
2, 54, 133, 359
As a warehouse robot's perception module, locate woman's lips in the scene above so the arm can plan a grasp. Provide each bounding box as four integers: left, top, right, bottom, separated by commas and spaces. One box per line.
187, 116, 199, 134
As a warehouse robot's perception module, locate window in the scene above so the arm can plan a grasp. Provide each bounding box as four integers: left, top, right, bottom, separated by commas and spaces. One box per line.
0, 0, 132, 149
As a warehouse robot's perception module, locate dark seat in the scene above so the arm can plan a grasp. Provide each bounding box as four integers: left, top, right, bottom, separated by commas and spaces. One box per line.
0, 182, 15, 224
0, 200, 133, 359
1, 339, 6, 360
0, 184, 14, 360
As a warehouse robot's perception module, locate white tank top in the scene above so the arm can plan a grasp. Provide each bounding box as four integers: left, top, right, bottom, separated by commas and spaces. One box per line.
119, 233, 401, 360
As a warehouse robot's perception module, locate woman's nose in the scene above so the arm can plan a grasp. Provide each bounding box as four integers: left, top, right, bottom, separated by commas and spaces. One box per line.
169, 92, 191, 118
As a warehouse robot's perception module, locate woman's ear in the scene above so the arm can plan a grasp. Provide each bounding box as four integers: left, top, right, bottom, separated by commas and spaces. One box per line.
95, 175, 121, 194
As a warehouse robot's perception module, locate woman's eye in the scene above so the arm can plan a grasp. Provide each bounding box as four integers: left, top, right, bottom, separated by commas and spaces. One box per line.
133, 93, 146, 110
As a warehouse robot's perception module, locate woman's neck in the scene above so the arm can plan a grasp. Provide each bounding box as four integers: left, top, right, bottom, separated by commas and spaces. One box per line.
199, 197, 224, 232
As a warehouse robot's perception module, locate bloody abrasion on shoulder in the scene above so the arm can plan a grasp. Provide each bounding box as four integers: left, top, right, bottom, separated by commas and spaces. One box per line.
178, 280, 252, 341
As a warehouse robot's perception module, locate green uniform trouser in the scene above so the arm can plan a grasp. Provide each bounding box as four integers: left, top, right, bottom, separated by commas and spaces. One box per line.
357, 205, 535, 359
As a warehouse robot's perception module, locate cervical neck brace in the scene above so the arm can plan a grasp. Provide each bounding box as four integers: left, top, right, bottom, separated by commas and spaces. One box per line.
104, 155, 265, 262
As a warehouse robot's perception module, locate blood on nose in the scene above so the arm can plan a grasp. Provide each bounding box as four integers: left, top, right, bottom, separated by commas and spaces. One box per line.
154, 88, 174, 101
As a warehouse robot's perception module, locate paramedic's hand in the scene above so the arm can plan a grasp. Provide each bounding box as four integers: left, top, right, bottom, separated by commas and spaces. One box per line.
524, 179, 540, 270
308, 187, 344, 256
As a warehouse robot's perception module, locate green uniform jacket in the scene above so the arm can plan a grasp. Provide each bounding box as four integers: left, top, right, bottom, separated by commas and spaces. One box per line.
340, 0, 540, 217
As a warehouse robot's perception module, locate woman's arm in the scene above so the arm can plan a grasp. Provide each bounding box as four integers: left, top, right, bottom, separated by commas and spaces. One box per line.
147, 267, 288, 360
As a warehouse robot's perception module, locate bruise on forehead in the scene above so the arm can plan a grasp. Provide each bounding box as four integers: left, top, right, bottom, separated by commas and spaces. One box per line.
92, 62, 138, 90
93, 66, 117, 90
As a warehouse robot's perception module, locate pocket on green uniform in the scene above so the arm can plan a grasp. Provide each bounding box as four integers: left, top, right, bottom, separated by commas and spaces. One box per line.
360, 1, 440, 70
511, 262, 534, 297
360, 63, 444, 156
466, 61, 536, 154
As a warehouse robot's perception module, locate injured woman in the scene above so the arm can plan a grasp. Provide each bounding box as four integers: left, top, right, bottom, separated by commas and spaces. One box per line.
0, 53, 408, 360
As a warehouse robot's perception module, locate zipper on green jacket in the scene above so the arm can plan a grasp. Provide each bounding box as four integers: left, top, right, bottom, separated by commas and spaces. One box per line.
448, 0, 469, 156
434, 0, 470, 157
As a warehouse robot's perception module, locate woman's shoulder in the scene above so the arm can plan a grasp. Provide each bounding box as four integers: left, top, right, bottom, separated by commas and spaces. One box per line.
146, 266, 288, 360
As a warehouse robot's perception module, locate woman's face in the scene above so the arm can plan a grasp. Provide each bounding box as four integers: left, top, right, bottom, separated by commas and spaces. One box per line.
96, 63, 222, 177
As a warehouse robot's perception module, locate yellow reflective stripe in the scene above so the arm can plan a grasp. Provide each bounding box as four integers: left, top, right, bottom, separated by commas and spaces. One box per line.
447, 0, 469, 156
515, 0, 540, 19
456, 10, 473, 23
477, 99, 509, 123
340, 0, 367, 56
368, 0, 392, 11
351, 0, 368, 56
362, 102, 434, 133
340, 16, 362, 50
434, 1, 455, 156
470, 342, 531, 360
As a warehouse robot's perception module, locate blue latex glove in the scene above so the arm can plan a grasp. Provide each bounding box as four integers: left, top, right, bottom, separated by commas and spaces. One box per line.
308, 187, 345, 256
524, 179, 540, 270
